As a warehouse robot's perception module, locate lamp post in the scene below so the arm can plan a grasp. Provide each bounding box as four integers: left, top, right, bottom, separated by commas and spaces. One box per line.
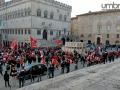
74, 36, 79, 42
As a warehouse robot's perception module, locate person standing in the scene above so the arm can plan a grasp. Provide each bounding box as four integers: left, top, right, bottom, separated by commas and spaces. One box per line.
102, 52, 106, 64
4, 71, 10, 87
116, 51, 119, 59
6, 63, 10, 74
0, 59, 3, 71
112, 51, 115, 62
11, 67, 17, 86
19, 69, 25, 88
61, 61, 65, 74
51, 64, 54, 78
45, 56, 49, 67
21, 66, 26, 83
28, 56, 32, 65
16, 59, 20, 71
38, 55, 41, 63
66, 60, 70, 73
30, 66, 35, 83
105, 51, 108, 62
56, 61, 59, 70
108, 52, 112, 62
0, 62, 3, 76
37, 65, 42, 82
82, 57, 86, 67
74, 59, 78, 70
48, 64, 52, 78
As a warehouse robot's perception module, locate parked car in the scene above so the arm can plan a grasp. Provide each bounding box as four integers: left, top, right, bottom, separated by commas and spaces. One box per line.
116, 44, 120, 48
86, 44, 91, 47
17, 63, 47, 79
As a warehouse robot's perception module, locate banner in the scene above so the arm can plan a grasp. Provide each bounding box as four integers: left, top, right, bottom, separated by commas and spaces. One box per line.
98, 46, 101, 50
55, 40, 61, 45
10, 39, 17, 50
30, 36, 37, 48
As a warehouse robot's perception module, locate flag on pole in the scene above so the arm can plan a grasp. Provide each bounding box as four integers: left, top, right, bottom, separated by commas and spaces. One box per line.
10, 39, 17, 50
30, 36, 37, 48
55, 40, 61, 45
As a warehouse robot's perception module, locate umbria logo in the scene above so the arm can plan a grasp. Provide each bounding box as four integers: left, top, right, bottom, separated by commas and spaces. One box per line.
101, 2, 120, 10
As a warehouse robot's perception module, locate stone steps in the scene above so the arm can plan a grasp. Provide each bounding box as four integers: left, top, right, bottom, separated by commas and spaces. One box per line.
16, 59, 120, 90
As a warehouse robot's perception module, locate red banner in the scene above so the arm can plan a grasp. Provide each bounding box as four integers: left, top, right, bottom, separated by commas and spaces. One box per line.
30, 36, 37, 48
10, 39, 17, 50
55, 40, 61, 45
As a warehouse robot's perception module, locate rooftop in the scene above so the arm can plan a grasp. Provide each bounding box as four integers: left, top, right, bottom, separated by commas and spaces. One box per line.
71, 9, 120, 19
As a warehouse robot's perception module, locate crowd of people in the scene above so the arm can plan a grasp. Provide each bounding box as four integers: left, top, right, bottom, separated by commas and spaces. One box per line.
0, 45, 120, 88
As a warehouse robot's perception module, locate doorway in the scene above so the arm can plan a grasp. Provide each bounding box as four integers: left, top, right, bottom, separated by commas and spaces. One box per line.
43, 29, 47, 40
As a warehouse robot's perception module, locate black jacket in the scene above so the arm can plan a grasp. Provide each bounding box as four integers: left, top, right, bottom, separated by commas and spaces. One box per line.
61, 62, 65, 68
37, 68, 43, 75
4, 73, 9, 81
19, 71, 25, 78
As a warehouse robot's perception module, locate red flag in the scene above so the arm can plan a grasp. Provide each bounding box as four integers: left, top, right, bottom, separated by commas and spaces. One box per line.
10, 39, 17, 50
55, 40, 61, 45
41, 52, 43, 58
30, 36, 37, 48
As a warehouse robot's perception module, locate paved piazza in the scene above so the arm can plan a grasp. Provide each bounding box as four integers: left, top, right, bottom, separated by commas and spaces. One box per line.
15, 59, 120, 90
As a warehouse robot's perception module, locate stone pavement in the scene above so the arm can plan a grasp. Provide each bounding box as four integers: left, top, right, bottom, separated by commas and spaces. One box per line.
16, 59, 120, 90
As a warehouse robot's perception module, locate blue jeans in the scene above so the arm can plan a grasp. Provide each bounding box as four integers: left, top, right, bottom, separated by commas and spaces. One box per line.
48, 71, 51, 78
2, 65, 3, 71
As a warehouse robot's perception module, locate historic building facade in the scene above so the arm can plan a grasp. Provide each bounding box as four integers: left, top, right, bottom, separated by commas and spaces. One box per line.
0, 0, 72, 46
71, 10, 120, 45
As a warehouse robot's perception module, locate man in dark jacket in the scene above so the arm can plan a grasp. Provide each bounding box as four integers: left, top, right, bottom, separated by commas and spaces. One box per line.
51, 64, 54, 78
30, 66, 35, 83
0, 59, 3, 71
11, 67, 17, 86
4, 71, 10, 87
61, 61, 65, 74
37, 65, 42, 82
19, 69, 25, 88
0, 62, 3, 76
45, 56, 49, 66
66, 60, 70, 73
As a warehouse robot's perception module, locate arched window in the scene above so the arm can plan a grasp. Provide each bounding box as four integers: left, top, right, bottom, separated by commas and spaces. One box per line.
64, 15, 67, 21
44, 11, 47, 18
59, 14, 62, 21
37, 9, 41, 16
50, 12, 53, 19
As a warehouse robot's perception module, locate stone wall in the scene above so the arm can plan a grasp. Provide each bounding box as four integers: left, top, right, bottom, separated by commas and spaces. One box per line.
16, 59, 120, 90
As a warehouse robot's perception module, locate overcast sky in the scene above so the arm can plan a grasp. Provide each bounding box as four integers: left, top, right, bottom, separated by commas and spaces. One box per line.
5, 0, 120, 17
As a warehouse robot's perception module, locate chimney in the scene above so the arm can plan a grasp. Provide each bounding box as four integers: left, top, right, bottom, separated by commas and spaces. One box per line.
89, 11, 91, 13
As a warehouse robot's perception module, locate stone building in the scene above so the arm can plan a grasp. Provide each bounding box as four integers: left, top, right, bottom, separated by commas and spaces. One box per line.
0, 0, 72, 46
71, 10, 120, 45
0, 0, 5, 5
